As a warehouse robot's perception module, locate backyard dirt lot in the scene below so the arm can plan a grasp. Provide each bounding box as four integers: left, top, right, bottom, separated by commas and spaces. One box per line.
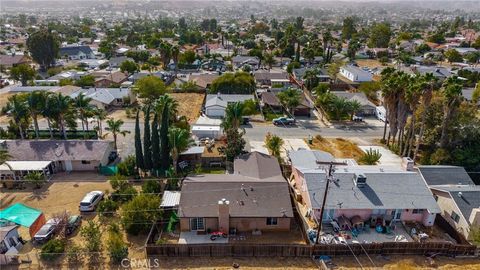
0, 173, 149, 268
170, 92, 204, 123
307, 136, 365, 162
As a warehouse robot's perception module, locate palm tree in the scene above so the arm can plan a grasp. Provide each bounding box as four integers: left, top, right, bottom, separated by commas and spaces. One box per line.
347, 100, 362, 120
403, 77, 422, 157
49, 93, 73, 139
43, 93, 57, 139
154, 95, 178, 123
74, 93, 93, 135
93, 108, 107, 138
222, 102, 244, 130
5, 94, 28, 139
26, 91, 47, 139
168, 127, 194, 174
329, 96, 349, 121
439, 76, 463, 148
277, 88, 301, 116
105, 118, 130, 150
171, 45, 180, 74
413, 73, 437, 162
0, 150, 11, 164
263, 53, 276, 70
265, 133, 284, 158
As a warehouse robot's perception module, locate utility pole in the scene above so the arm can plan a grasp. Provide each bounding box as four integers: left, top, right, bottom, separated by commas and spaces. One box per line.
315, 161, 346, 245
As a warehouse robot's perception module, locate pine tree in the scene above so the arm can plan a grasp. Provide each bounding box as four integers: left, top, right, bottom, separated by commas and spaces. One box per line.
134, 110, 144, 172
159, 102, 170, 173
143, 105, 153, 171
151, 112, 160, 172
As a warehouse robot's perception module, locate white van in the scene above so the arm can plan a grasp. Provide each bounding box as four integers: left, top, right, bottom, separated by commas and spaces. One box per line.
375, 106, 386, 122
79, 191, 104, 212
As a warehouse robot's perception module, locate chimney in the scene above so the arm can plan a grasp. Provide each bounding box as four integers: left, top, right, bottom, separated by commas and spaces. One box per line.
469, 208, 480, 226
353, 173, 367, 188
218, 198, 230, 233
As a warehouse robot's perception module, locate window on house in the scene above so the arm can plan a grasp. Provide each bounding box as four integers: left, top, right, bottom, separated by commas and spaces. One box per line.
81, 160, 91, 164
412, 209, 424, 214
8, 237, 17, 247
451, 211, 460, 223
190, 217, 205, 231
266, 217, 278, 226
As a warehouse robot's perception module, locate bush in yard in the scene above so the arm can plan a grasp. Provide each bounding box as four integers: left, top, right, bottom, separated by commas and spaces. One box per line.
97, 198, 119, 217
121, 194, 162, 235
25, 171, 46, 189
40, 239, 65, 261
80, 221, 102, 253
142, 180, 162, 194
107, 224, 128, 264
117, 155, 136, 176
359, 148, 382, 165
111, 185, 137, 204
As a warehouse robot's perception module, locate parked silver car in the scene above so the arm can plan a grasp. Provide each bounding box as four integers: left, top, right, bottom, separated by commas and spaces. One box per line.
79, 191, 104, 212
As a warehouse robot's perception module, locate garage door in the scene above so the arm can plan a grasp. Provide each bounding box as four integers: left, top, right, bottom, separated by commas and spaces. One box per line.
206, 108, 225, 117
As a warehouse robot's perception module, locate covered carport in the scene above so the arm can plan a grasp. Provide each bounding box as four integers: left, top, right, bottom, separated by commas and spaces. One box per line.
0, 161, 54, 183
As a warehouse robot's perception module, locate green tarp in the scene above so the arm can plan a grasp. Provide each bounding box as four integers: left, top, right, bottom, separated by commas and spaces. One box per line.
0, 203, 42, 227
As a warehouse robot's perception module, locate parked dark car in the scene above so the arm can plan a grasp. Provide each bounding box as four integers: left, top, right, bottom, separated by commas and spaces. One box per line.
34, 219, 59, 243
272, 117, 295, 126
66, 215, 82, 235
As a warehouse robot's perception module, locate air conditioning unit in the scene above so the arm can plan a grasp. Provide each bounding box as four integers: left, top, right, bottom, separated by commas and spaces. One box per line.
353, 173, 367, 188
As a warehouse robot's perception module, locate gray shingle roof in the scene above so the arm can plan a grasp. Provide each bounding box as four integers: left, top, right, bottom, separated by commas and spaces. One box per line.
289, 150, 334, 171
304, 171, 440, 213
233, 152, 283, 179
331, 91, 376, 108
59, 46, 94, 57
4, 140, 113, 162
417, 165, 475, 186
432, 185, 480, 224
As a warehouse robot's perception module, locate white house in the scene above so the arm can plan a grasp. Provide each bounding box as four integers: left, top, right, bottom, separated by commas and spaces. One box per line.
204, 94, 254, 118
340, 65, 373, 82
0, 225, 23, 256
59, 46, 95, 60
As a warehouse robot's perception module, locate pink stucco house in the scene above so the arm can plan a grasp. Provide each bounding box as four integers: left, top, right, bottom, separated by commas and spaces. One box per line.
289, 150, 440, 228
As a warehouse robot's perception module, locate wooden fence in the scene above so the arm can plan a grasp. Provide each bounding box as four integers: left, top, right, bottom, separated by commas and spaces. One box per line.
146, 242, 476, 257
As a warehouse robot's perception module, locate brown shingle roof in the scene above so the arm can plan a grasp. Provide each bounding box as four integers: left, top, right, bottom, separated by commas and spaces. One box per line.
3, 140, 113, 162
0, 55, 30, 66
233, 152, 282, 179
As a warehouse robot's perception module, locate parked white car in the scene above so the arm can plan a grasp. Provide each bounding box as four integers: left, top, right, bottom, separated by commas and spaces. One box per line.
79, 191, 104, 212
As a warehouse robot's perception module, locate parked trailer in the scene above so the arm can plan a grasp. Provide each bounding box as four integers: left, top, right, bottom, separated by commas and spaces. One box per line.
375, 106, 386, 122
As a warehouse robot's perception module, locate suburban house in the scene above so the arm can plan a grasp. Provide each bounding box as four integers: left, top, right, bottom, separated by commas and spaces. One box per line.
0, 225, 23, 256
292, 68, 331, 87
232, 56, 260, 70
130, 71, 174, 84
0, 54, 31, 68
109, 56, 134, 68
289, 150, 440, 227
331, 91, 377, 115
188, 74, 219, 90
254, 70, 290, 87
339, 66, 373, 83
178, 152, 293, 233
94, 71, 128, 88
191, 116, 223, 140
261, 92, 312, 117
204, 94, 254, 118
418, 165, 479, 240
70, 87, 135, 110
59, 45, 95, 60
461, 87, 480, 106
1, 140, 115, 172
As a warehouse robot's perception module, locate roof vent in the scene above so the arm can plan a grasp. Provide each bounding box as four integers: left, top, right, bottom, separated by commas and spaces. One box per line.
458, 192, 463, 198
353, 173, 367, 188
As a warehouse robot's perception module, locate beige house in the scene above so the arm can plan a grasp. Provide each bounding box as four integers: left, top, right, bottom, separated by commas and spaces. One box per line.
1, 140, 114, 172
178, 152, 293, 233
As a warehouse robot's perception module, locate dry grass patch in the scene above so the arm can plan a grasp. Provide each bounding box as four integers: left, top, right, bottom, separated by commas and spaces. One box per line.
307, 136, 364, 161
170, 92, 204, 123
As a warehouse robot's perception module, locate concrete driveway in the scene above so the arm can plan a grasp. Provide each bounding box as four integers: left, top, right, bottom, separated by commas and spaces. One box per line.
178, 231, 228, 244
358, 145, 403, 166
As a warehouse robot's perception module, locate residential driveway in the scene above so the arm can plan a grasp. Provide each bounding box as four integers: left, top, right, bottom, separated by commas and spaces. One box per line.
358, 145, 403, 166
248, 141, 269, 154
179, 231, 228, 244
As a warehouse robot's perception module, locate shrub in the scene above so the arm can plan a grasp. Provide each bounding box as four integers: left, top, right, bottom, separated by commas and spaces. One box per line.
117, 155, 136, 176
111, 186, 137, 204
80, 221, 102, 252
107, 224, 129, 264
358, 148, 382, 165
121, 194, 162, 235
40, 239, 65, 261
97, 198, 119, 217
142, 180, 162, 194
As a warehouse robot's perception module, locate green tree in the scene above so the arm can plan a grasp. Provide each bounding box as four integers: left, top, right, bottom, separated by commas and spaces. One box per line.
80, 221, 102, 253
465, 52, 480, 65
105, 118, 130, 150
472, 84, 480, 104
74, 93, 93, 135
210, 72, 255, 94
26, 91, 47, 139
134, 110, 144, 171
117, 155, 136, 176
223, 128, 246, 162
439, 77, 463, 148
159, 97, 171, 173
5, 94, 29, 139
263, 53, 276, 70
179, 50, 196, 64
142, 180, 161, 194
168, 127, 194, 174
151, 112, 161, 170
132, 76, 167, 102
120, 60, 139, 75
265, 133, 284, 158
277, 88, 301, 115
143, 105, 152, 171
74, 75, 95, 87
222, 102, 244, 130
26, 30, 59, 70
106, 224, 128, 264
342, 17, 357, 40
359, 148, 382, 165
472, 36, 480, 49
444, 49, 463, 63
121, 194, 162, 235
368, 23, 392, 48
40, 239, 65, 261
10, 64, 36, 86
25, 171, 46, 188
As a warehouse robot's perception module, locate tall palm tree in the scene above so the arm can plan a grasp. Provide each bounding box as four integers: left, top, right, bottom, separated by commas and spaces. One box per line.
347, 100, 362, 120
43, 93, 57, 139
439, 76, 463, 148
171, 45, 180, 75
5, 94, 28, 139
263, 53, 276, 70
277, 88, 301, 116
49, 93, 73, 139
168, 127, 194, 174
403, 77, 422, 157
93, 108, 107, 138
105, 118, 130, 150
222, 102, 244, 130
329, 96, 349, 121
26, 91, 47, 139
380, 67, 396, 142
413, 73, 438, 162
265, 134, 284, 158
74, 93, 93, 135
154, 94, 178, 123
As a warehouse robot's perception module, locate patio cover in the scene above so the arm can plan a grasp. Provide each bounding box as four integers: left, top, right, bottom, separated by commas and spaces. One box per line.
0, 161, 52, 172
160, 191, 181, 208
